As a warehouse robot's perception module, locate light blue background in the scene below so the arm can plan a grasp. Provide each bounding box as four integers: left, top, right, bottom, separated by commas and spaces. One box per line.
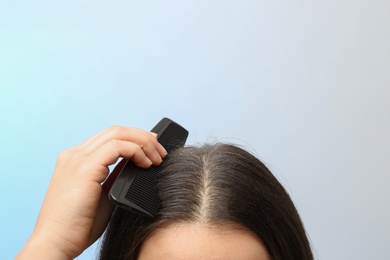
1, 0, 389, 259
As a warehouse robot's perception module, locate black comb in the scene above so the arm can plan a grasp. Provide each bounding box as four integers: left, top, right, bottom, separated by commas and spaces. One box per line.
109, 118, 189, 217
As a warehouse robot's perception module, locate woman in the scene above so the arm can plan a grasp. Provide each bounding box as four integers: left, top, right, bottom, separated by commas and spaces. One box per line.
16, 126, 313, 259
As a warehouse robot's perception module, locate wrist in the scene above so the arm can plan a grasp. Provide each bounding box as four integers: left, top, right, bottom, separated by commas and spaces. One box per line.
16, 231, 73, 260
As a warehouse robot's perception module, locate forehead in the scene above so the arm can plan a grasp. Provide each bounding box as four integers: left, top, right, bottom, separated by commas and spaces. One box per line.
137, 223, 270, 260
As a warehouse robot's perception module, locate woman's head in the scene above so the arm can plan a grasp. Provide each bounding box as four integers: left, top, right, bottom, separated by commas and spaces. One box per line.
99, 143, 313, 259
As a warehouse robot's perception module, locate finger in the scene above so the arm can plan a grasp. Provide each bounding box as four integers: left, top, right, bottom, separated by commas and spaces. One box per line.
141, 142, 164, 166
151, 132, 169, 158
77, 126, 143, 152
79, 126, 166, 161
87, 191, 115, 246
89, 140, 154, 183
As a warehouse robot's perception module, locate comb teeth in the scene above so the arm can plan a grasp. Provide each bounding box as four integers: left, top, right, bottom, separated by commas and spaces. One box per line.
125, 166, 160, 215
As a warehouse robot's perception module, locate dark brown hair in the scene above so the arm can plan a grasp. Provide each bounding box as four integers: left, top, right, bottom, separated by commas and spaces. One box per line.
99, 143, 313, 259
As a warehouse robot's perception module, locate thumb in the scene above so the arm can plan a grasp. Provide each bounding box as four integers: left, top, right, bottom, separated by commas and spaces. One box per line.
102, 158, 128, 193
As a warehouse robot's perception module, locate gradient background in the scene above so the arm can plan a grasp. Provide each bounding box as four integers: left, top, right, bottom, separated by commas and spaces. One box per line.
1, 0, 389, 259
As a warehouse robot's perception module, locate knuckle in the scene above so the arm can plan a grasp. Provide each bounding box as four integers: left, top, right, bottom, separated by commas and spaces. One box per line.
133, 143, 142, 152
142, 134, 156, 148
107, 125, 125, 136
108, 139, 122, 150
133, 145, 143, 156
57, 148, 72, 161
147, 135, 156, 143
144, 143, 155, 154
56, 147, 80, 166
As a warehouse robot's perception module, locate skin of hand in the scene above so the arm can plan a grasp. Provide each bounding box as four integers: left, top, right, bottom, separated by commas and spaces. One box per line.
16, 126, 167, 260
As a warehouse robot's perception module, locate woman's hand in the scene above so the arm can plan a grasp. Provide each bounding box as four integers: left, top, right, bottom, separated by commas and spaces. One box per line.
16, 126, 167, 260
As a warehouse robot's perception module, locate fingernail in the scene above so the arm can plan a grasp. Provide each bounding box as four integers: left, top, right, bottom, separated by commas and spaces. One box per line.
152, 151, 162, 164
151, 132, 158, 138
160, 145, 168, 157
147, 158, 153, 166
